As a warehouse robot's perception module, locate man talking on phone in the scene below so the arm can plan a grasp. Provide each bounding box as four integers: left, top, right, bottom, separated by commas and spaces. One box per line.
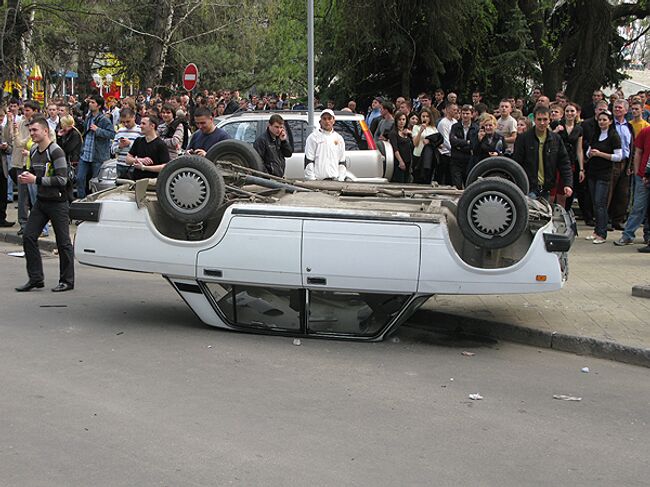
253, 114, 293, 177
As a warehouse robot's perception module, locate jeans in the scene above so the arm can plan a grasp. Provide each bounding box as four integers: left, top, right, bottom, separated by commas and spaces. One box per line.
622, 175, 650, 242
589, 177, 609, 239
76, 160, 102, 198
23, 199, 74, 285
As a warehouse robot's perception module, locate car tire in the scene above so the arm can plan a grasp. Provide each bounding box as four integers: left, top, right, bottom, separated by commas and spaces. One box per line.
457, 177, 529, 249
376, 140, 394, 181
204, 139, 265, 173
156, 155, 225, 224
465, 156, 530, 195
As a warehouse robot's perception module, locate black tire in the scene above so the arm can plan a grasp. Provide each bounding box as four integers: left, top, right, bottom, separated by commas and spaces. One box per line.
204, 139, 265, 173
156, 155, 225, 224
466, 156, 530, 195
377, 140, 394, 180
457, 178, 529, 249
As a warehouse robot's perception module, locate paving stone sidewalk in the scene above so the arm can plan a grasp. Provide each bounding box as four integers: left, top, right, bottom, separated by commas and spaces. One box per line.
2, 204, 649, 365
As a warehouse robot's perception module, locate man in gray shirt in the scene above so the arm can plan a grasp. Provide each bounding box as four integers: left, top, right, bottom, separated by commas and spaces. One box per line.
374, 101, 395, 141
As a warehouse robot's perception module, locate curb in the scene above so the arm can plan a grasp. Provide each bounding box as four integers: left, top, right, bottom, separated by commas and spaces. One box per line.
1, 230, 58, 253
408, 309, 650, 369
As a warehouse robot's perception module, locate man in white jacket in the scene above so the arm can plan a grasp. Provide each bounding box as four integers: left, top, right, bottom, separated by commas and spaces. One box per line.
304, 109, 346, 181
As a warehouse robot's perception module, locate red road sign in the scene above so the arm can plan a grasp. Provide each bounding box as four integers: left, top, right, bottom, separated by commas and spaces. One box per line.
183, 63, 199, 91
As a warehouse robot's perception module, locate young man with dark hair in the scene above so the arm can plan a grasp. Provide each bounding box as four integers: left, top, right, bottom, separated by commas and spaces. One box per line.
77, 94, 115, 198
125, 116, 170, 180
16, 117, 74, 292
253, 114, 293, 177
186, 107, 231, 157
513, 106, 573, 200
374, 101, 395, 140
111, 108, 141, 179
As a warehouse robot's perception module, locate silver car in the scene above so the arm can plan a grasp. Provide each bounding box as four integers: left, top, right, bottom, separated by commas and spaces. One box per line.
216, 110, 394, 180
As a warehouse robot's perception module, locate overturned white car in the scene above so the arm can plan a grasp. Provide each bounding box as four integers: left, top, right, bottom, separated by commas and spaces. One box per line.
72, 146, 574, 341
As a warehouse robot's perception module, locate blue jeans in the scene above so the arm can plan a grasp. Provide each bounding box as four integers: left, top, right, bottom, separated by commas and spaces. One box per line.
589, 177, 609, 239
76, 160, 102, 198
622, 175, 650, 242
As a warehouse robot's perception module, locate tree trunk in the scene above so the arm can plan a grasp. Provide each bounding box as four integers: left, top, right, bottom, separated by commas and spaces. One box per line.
140, 0, 175, 89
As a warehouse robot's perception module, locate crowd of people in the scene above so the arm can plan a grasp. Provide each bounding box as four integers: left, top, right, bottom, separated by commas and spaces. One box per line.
1, 83, 649, 292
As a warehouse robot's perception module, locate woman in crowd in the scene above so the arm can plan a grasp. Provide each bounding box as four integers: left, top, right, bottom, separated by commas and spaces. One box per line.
516, 116, 532, 134
56, 115, 82, 167
411, 107, 440, 183
554, 102, 584, 209
472, 114, 504, 167
585, 110, 621, 244
158, 104, 185, 159
408, 112, 420, 130
388, 111, 413, 183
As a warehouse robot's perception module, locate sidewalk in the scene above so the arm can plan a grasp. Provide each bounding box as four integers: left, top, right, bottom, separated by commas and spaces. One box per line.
2, 203, 649, 367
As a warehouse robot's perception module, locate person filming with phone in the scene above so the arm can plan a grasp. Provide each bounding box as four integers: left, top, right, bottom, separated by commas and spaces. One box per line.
253, 114, 293, 177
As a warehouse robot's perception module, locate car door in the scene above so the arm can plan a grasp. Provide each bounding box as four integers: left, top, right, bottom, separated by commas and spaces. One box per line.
196, 215, 303, 287
301, 219, 421, 293
220, 120, 259, 144
284, 119, 309, 179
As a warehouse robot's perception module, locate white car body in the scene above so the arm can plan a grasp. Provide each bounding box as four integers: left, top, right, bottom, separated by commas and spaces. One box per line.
72, 179, 573, 341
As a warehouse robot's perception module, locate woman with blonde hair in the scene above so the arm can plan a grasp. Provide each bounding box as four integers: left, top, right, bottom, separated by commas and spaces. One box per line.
57, 114, 82, 176
472, 114, 505, 166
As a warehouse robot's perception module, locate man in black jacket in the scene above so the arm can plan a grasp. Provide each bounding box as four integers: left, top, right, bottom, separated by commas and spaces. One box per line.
253, 114, 293, 177
449, 104, 478, 189
513, 106, 573, 200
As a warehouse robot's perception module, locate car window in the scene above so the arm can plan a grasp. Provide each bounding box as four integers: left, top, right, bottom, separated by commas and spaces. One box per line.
307, 291, 409, 336
334, 120, 369, 151
221, 121, 259, 144
204, 283, 302, 332
286, 120, 308, 152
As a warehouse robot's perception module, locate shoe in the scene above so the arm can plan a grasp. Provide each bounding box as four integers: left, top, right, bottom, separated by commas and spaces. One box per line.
52, 282, 74, 292
15, 281, 45, 292
612, 223, 625, 231
638, 245, 650, 253
0, 220, 14, 227
585, 233, 596, 240
613, 237, 633, 246
593, 237, 606, 244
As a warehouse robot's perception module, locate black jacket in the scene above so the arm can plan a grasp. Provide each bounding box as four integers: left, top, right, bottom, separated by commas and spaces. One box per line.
513, 128, 572, 191
253, 128, 293, 177
472, 132, 505, 163
450, 121, 479, 163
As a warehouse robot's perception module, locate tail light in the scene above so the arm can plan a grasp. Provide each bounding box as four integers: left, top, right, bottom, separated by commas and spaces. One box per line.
359, 120, 377, 150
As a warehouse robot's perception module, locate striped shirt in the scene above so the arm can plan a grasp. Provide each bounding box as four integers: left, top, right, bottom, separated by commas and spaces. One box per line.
111, 124, 142, 166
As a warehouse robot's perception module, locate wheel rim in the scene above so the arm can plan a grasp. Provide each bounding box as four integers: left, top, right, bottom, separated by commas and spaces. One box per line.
466, 190, 517, 239
165, 167, 211, 215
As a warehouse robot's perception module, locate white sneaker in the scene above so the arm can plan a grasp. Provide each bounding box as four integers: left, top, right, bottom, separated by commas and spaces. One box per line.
593, 237, 606, 244
585, 233, 596, 240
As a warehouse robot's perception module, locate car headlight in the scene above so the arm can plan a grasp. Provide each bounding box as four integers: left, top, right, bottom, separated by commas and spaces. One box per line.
99, 166, 117, 180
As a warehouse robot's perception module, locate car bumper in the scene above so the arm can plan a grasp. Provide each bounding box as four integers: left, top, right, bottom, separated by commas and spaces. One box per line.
89, 177, 116, 194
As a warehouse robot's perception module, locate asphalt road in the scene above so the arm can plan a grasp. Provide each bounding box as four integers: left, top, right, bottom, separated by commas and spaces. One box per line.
1, 243, 649, 486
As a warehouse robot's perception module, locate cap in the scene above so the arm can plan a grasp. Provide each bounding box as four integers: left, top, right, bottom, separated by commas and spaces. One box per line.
320, 109, 335, 119
374, 96, 384, 103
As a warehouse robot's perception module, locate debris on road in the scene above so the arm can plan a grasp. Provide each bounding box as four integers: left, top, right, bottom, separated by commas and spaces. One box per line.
39, 305, 67, 308
581, 367, 590, 373
7, 251, 25, 258
391, 337, 400, 343
293, 338, 301, 346
461, 351, 475, 356
468, 393, 483, 400
553, 394, 582, 401
207, 345, 212, 348
116, 331, 124, 336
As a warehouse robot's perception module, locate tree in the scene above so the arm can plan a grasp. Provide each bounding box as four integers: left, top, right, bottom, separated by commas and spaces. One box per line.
518, 0, 650, 107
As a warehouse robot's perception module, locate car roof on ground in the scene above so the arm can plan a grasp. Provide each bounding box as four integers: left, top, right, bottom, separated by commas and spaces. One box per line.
218, 110, 362, 120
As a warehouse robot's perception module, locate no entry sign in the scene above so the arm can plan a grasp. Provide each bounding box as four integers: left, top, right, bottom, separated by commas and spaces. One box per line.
183, 63, 199, 91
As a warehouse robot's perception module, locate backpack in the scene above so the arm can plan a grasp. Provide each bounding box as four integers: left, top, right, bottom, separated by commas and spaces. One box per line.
29, 142, 75, 202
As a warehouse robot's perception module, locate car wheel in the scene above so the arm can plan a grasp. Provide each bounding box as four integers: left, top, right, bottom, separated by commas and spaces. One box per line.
376, 140, 394, 181
465, 156, 530, 195
457, 178, 529, 249
204, 139, 265, 173
156, 155, 225, 224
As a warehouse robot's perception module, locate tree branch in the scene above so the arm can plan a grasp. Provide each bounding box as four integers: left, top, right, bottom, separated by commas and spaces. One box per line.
612, 1, 650, 23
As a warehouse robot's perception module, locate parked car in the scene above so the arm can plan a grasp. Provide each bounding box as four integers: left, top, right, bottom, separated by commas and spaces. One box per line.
216, 110, 394, 180
71, 155, 574, 341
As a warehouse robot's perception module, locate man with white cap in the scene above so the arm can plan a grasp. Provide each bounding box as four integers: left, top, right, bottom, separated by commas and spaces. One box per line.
304, 109, 347, 181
